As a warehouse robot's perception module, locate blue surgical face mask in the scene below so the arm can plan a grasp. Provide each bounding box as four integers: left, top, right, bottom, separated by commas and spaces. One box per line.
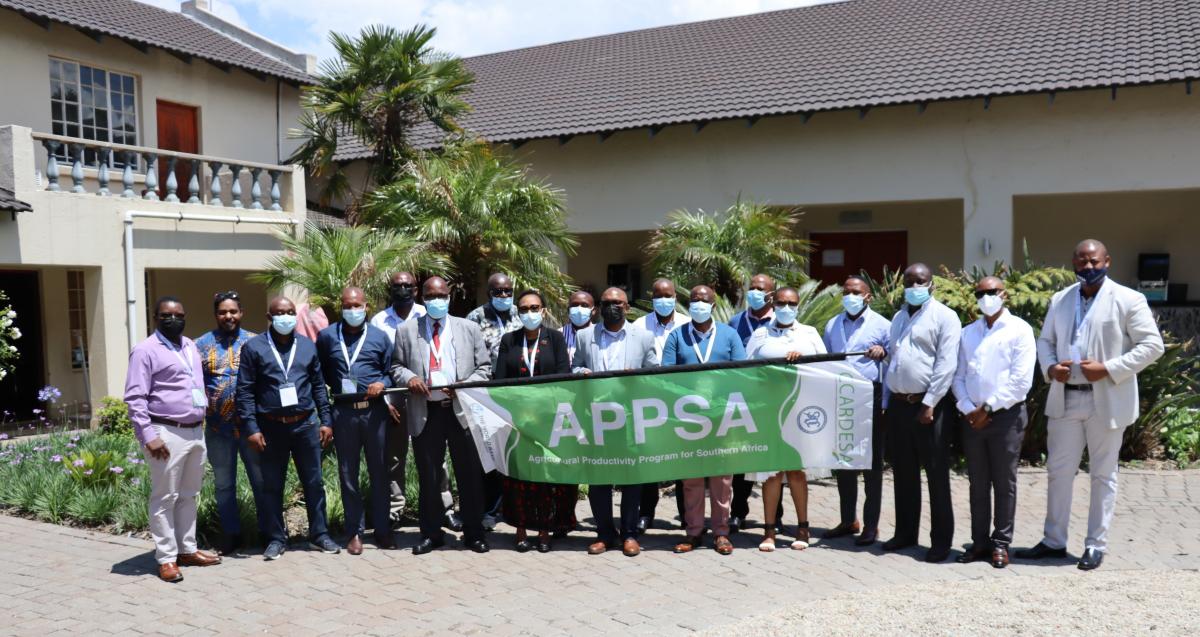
271, 314, 297, 335
491, 296, 513, 313
426, 298, 450, 319
688, 301, 713, 324
746, 289, 768, 311
842, 293, 865, 316
519, 311, 543, 330
341, 308, 367, 327
652, 297, 676, 318
1075, 267, 1108, 287
774, 305, 798, 326
904, 285, 931, 307
568, 306, 592, 327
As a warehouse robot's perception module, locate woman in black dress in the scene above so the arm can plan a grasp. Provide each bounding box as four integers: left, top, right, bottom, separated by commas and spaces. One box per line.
495, 289, 576, 552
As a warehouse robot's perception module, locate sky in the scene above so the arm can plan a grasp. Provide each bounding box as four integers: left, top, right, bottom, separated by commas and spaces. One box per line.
143, 0, 834, 61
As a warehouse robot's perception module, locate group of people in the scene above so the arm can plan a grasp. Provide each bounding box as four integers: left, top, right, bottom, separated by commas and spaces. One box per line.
123, 238, 1163, 584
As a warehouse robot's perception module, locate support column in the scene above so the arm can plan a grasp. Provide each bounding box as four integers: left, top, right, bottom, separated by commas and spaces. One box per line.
961, 187, 1014, 271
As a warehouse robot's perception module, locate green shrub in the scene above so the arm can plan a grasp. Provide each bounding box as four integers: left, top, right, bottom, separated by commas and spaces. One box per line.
60, 449, 125, 487
95, 396, 133, 436
1163, 408, 1200, 466
67, 486, 122, 525
32, 472, 75, 524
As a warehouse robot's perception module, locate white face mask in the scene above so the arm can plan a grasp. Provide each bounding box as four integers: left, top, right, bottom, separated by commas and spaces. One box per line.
977, 293, 1004, 317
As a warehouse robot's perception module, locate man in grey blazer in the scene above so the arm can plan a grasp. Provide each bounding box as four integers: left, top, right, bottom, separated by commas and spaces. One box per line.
1018, 240, 1164, 570
391, 276, 493, 555
572, 286, 659, 556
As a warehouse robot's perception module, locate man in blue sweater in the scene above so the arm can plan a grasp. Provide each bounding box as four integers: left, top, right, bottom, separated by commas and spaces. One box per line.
661, 285, 747, 555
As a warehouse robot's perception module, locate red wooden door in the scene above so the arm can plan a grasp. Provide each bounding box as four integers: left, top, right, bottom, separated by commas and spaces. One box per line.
155, 100, 198, 199
808, 231, 908, 286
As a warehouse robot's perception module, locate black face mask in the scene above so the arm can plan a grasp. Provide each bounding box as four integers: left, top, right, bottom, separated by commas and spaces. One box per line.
391, 286, 414, 305
158, 316, 186, 339
600, 303, 625, 324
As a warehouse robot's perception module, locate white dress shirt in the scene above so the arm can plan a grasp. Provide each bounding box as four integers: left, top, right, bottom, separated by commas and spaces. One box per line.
424, 316, 456, 400
746, 321, 827, 360
595, 324, 628, 373
885, 297, 962, 407
370, 304, 427, 345
634, 312, 689, 360
952, 309, 1037, 414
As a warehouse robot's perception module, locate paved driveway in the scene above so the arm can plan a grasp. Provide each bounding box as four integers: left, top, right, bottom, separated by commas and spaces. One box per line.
2, 468, 1197, 636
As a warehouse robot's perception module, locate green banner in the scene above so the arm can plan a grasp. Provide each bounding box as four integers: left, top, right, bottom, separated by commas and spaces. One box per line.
458, 360, 874, 484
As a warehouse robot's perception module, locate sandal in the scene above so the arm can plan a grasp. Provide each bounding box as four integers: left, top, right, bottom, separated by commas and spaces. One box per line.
537, 531, 551, 553
791, 521, 810, 550
714, 535, 734, 555
758, 528, 777, 552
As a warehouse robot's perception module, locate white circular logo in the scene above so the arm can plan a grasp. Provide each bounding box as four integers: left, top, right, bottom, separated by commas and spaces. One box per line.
796, 406, 827, 434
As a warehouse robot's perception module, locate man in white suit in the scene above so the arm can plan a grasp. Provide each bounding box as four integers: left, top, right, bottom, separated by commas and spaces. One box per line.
1017, 240, 1163, 570
572, 286, 659, 556
391, 276, 493, 555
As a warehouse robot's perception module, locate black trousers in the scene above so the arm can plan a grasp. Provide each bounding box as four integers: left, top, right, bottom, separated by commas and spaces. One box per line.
332, 403, 391, 540
590, 484, 643, 542
961, 405, 1025, 549
834, 382, 886, 529
887, 399, 954, 549
639, 481, 685, 522
412, 403, 485, 543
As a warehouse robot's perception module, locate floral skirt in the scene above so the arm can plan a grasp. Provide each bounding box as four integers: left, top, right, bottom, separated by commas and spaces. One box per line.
501, 477, 578, 532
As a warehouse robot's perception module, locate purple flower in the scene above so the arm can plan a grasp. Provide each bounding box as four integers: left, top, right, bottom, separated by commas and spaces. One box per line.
72, 458, 85, 467
130, 477, 141, 486
37, 385, 62, 404
31, 409, 42, 415
65, 443, 76, 449
70, 435, 80, 443
129, 458, 143, 465
109, 466, 124, 474
0, 433, 7, 440
83, 469, 93, 476
50, 454, 62, 463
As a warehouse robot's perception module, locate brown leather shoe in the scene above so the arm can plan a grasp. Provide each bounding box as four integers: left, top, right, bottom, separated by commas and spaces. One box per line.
587, 541, 610, 555
673, 535, 702, 554
622, 538, 641, 557
991, 546, 1010, 569
714, 535, 734, 555
956, 545, 991, 564
824, 521, 861, 539
158, 562, 183, 583
177, 550, 222, 567
855, 527, 879, 546
347, 535, 364, 556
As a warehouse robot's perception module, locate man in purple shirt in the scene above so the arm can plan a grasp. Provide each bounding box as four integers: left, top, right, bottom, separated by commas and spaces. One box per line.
124, 296, 222, 582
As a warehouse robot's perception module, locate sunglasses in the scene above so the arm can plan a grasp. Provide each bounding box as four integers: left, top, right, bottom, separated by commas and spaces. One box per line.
973, 289, 1001, 299
213, 290, 239, 301
518, 305, 543, 313
490, 288, 514, 298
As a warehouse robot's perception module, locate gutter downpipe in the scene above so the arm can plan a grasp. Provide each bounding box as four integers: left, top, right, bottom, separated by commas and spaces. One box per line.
123, 210, 300, 351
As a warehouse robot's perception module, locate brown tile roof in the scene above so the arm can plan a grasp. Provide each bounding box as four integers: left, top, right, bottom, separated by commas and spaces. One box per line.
0, 0, 312, 83
332, 0, 1200, 160
0, 187, 32, 213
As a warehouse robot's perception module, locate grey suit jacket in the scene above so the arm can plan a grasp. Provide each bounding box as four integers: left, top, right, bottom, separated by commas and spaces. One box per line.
390, 314, 492, 437
571, 322, 659, 372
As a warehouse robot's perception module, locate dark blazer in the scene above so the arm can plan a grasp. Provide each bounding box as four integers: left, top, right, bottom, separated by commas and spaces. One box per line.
495, 328, 571, 380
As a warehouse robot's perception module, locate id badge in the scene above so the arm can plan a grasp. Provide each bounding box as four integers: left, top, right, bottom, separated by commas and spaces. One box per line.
191, 388, 207, 408
1069, 345, 1081, 364
430, 370, 448, 387
340, 377, 357, 394
279, 383, 299, 407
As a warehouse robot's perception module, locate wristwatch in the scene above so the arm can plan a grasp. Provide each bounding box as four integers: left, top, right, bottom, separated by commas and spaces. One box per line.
983, 403, 994, 415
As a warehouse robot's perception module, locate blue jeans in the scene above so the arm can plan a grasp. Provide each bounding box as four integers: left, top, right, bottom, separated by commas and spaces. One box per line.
205, 428, 266, 537
258, 416, 330, 544
332, 403, 391, 539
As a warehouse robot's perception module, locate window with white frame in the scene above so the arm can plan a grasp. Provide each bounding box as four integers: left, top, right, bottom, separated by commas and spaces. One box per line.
67, 270, 89, 369
49, 59, 138, 165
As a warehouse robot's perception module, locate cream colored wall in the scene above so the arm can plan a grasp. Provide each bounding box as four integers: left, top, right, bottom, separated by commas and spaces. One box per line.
510, 82, 1200, 271
796, 200, 964, 272
1015, 189, 1200, 294
145, 270, 270, 340
566, 230, 654, 298
0, 12, 301, 164
35, 267, 89, 405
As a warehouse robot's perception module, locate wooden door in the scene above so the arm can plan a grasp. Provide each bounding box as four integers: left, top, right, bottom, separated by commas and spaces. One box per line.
155, 100, 198, 199
808, 231, 908, 286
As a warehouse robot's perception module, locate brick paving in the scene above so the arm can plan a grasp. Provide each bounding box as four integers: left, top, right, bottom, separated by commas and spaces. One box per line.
1, 468, 1197, 636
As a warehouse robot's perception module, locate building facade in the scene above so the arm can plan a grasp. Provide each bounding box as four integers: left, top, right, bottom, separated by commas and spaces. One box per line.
0, 0, 313, 419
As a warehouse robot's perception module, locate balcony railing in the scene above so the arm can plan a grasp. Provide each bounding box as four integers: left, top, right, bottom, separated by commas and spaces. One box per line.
30, 131, 295, 211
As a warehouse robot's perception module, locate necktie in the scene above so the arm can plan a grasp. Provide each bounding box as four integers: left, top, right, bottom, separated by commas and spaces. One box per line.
429, 321, 441, 382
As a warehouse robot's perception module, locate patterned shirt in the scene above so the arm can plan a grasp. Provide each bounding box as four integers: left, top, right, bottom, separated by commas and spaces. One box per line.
464, 303, 522, 370
195, 327, 256, 437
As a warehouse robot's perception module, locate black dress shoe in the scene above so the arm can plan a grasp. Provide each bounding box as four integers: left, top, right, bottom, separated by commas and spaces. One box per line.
855, 528, 878, 546
636, 516, 651, 534
374, 535, 396, 550
216, 533, 242, 556
823, 521, 861, 539
1014, 542, 1068, 560
1078, 547, 1104, 570
466, 539, 490, 554
515, 538, 532, 553
956, 545, 991, 564
412, 537, 445, 555
991, 546, 1010, 569
727, 516, 744, 534
882, 537, 916, 551
537, 540, 552, 553
925, 546, 951, 563
443, 511, 464, 532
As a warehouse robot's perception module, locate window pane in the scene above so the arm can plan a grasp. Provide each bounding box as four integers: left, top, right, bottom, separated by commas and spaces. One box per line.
124, 94, 134, 111
66, 124, 79, 138
64, 86, 78, 102
63, 62, 77, 83
95, 128, 108, 143
95, 109, 107, 128
51, 81, 61, 100
83, 107, 94, 126
52, 121, 64, 136
94, 70, 106, 88
51, 101, 62, 121
50, 59, 61, 80
66, 103, 78, 122
122, 75, 133, 93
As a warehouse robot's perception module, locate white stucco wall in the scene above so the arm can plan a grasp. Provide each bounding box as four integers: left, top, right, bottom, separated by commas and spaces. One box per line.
0, 11, 304, 165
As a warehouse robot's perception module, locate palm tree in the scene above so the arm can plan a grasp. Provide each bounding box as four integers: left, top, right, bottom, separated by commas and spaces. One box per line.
252, 223, 451, 316
362, 142, 578, 314
644, 200, 812, 306
289, 24, 474, 215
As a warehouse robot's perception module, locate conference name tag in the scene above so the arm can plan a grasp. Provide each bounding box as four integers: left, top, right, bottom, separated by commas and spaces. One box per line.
279, 384, 299, 407
341, 378, 357, 394
191, 388, 207, 408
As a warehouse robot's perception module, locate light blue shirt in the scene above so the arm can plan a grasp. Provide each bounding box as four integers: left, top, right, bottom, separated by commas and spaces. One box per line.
823, 308, 891, 383
885, 298, 962, 408
661, 322, 746, 366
